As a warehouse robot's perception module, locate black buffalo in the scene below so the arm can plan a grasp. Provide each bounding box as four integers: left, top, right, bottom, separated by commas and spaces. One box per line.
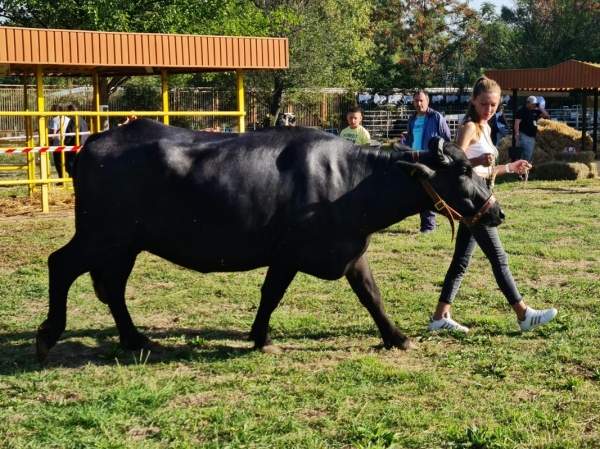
36, 119, 502, 361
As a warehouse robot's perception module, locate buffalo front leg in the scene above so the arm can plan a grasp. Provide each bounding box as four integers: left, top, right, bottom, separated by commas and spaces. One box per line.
89, 252, 150, 350
36, 237, 90, 363
249, 265, 297, 351
346, 255, 412, 350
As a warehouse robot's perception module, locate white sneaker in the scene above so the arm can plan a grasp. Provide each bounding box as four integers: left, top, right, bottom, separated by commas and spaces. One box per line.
428, 313, 469, 333
518, 307, 558, 332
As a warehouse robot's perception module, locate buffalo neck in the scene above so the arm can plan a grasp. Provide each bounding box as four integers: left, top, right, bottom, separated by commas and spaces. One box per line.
342, 147, 430, 235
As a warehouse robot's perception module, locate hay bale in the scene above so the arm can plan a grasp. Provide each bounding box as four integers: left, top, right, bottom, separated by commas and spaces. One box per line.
556, 150, 595, 164
536, 119, 593, 158
532, 148, 553, 165
589, 161, 599, 178
495, 120, 595, 168
497, 136, 512, 163
532, 161, 590, 180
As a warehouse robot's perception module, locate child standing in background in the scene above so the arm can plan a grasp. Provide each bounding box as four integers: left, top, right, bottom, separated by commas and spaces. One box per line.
340, 106, 371, 145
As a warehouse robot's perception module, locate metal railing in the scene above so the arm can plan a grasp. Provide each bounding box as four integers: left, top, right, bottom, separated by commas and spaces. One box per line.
362, 107, 596, 142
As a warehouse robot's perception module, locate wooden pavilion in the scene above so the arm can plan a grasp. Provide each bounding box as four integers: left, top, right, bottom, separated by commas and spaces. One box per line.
0, 26, 289, 212
486, 60, 600, 155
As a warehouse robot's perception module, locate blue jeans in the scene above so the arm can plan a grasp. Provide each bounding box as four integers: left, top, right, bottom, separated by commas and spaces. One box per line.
439, 222, 522, 305
519, 133, 536, 162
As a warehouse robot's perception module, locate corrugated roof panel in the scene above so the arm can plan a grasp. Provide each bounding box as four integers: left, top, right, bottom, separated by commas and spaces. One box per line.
486, 60, 600, 91
0, 26, 288, 75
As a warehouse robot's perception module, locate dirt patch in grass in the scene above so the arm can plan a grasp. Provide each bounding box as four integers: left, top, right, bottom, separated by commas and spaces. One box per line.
127, 426, 160, 440
0, 190, 74, 218
168, 391, 220, 408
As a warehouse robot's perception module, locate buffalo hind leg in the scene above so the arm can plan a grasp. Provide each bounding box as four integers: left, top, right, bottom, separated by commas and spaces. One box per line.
249, 266, 297, 351
89, 252, 150, 350
37, 237, 91, 363
346, 255, 412, 350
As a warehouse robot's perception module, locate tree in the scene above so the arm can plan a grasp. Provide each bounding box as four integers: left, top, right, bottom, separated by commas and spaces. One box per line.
0, 0, 229, 102
501, 0, 600, 67
465, 2, 520, 79
368, 0, 480, 89
243, 0, 374, 124
0, 0, 374, 122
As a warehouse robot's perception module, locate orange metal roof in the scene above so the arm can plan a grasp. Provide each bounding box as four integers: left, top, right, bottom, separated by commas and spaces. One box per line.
0, 26, 289, 76
486, 60, 600, 91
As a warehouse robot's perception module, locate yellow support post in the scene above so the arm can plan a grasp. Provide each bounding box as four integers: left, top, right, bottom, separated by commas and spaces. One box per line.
236, 70, 245, 133
161, 70, 169, 125
26, 116, 35, 197
23, 79, 36, 196
92, 72, 101, 132
36, 66, 49, 213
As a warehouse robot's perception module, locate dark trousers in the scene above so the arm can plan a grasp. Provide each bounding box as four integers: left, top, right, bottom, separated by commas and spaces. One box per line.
52, 152, 76, 178
439, 222, 522, 305
420, 210, 436, 232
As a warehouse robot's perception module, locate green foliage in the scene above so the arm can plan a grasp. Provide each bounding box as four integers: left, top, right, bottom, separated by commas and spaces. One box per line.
367, 0, 480, 89
493, 0, 600, 68
244, 0, 375, 120
1, 0, 599, 107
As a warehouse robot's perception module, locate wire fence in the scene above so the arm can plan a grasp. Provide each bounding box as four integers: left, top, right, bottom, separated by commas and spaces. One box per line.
0, 85, 354, 139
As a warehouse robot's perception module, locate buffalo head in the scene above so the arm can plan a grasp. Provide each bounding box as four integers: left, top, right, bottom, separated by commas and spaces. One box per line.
394, 138, 504, 231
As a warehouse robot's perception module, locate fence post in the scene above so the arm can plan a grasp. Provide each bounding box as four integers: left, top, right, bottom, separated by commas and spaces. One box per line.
35, 66, 49, 213
511, 89, 518, 151
236, 70, 245, 133
581, 90, 587, 152
161, 70, 170, 125
92, 72, 101, 132
593, 89, 598, 155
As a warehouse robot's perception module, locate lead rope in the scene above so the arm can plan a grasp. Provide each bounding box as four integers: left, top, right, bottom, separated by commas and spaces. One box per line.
489, 158, 497, 191
481, 125, 498, 191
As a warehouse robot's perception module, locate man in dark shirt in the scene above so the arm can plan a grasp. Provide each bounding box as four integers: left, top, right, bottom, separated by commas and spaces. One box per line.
514, 96, 549, 162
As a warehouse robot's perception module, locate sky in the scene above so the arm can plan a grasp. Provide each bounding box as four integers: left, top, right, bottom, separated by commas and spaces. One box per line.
467, 0, 514, 13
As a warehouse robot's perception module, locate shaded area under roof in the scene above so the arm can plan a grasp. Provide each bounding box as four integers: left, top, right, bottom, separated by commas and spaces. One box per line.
0, 26, 289, 76
486, 60, 600, 92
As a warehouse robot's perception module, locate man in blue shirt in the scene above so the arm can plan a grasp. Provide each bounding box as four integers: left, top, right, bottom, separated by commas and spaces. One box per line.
406, 90, 452, 233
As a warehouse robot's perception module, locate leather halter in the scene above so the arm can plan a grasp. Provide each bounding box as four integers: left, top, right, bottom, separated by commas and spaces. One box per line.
418, 178, 497, 239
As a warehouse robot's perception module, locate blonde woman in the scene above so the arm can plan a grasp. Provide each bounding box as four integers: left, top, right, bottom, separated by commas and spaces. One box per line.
428, 77, 557, 333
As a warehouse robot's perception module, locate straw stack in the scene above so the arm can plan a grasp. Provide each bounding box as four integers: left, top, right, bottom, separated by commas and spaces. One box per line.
497, 119, 596, 179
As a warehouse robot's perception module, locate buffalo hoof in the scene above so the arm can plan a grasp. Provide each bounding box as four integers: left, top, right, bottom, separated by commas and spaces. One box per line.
35, 335, 51, 365
383, 333, 414, 350
121, 332, 152, 351
258, 344, 282, 354
36, 320, 64, 364
249, 330, 273, 349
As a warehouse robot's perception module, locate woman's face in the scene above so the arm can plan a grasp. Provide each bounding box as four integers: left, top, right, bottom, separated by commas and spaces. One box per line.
472, 91, 500, 123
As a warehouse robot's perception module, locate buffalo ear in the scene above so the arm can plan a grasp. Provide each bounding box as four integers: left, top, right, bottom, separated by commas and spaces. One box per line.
394, 160, 435, 180
441, 140, 468, 163
428, 137, 453, 166
392, 141, 411, 152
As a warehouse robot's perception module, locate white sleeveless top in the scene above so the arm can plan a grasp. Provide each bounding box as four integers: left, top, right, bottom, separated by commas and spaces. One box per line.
465, 124, 498, 179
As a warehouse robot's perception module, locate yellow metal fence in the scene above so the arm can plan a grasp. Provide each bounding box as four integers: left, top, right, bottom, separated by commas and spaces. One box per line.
0, 70, 246, 213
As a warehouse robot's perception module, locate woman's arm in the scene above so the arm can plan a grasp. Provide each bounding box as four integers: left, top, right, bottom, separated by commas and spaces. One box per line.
495, 159, 532, 176
455, 122, 476, 151
457, 122, 491, 166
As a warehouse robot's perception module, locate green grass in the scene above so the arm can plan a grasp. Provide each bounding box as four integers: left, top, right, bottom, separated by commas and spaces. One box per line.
1, 179, 599, 448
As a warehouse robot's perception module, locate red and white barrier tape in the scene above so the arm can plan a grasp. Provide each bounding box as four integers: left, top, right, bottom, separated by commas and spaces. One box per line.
0, 145, 82, 154
0, 131, 92, 142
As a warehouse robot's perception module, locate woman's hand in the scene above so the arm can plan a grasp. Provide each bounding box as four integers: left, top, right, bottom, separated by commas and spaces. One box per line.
508, 160, 532, 174
477, 153, 495, 167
